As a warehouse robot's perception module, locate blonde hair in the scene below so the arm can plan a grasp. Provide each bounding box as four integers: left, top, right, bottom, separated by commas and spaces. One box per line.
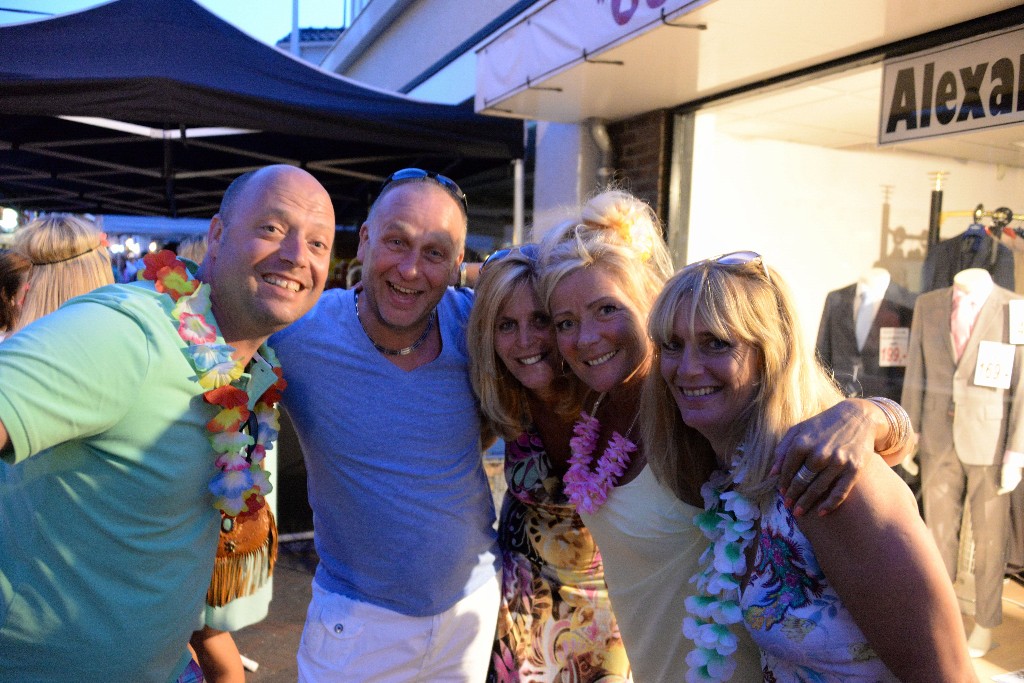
177, 235, 208, 264
537, 190, 673, 376
468, 249, 586, 440
641, 256, 842, 502
13, 214, 114, 331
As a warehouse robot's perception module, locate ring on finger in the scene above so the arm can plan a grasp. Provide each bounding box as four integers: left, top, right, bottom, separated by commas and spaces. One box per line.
793, 464, 817, 485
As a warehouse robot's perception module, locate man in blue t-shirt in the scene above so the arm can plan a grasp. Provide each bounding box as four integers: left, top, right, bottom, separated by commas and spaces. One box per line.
0, 165, 335, 683
272, 169, 501, 682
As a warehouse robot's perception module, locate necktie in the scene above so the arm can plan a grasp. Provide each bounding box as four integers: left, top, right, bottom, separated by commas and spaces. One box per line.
951, 289, 979, 361
855, 290, 873, 352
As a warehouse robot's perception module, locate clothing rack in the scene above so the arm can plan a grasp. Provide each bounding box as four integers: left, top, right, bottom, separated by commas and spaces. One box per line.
973, 203, 1022, 229
941, 203, 1023, 236
920, 202, 1020, 292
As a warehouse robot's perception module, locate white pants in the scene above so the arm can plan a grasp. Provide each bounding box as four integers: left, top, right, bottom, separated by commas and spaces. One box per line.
297, 573, 500, 682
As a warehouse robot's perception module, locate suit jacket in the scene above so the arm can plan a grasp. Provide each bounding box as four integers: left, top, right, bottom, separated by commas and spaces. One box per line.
901, 285, 1024, 466
921, 229, 1015, 292
816, 282, 917, 402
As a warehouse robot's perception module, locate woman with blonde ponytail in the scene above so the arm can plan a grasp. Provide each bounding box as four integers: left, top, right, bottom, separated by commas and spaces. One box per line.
13, 214, 113, 332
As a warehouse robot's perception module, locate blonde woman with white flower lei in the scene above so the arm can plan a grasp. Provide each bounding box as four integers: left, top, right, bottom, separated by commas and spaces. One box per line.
642, 253, 976, 682
538, 190, 917, 682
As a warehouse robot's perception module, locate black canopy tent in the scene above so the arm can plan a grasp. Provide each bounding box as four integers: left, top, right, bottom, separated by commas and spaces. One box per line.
0, 0, 524, 228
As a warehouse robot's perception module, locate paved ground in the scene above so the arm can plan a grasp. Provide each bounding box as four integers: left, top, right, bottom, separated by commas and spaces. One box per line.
234, 563, 1024, 682
228, 445, 1024, 682
232, 539, 317, 682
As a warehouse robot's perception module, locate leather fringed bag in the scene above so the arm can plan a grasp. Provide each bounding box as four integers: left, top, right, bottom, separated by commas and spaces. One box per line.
207, 505, 278, 607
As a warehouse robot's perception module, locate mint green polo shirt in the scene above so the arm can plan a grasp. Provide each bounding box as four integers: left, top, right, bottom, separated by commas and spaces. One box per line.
0, 282, 268, 682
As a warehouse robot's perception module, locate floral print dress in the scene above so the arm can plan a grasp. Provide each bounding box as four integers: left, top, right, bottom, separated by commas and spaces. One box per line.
740, 495, 899, 682
487, 427, 632, 683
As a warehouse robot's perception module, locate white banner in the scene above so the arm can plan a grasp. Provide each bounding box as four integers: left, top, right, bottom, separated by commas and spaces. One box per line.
476, 0, 709, 111
879, 24, 1024, 145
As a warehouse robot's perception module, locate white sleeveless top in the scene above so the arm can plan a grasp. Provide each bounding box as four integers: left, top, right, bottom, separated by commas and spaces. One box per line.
580, 464, 762, 682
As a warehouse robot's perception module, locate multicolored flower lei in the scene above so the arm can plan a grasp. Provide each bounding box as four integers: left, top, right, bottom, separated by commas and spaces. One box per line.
685, 469, 760, 682
563, 395, 635, 514
140, 250, 282, 519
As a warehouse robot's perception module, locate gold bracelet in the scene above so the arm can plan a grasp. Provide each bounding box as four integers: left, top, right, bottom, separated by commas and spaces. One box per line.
865, 396, 910, 458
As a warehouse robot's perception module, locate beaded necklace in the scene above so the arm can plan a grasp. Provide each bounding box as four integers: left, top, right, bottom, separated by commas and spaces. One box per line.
140, 250, 283, 519
354, 288, 435, 356
563, 392, 636, 514
685, 467, 760, 682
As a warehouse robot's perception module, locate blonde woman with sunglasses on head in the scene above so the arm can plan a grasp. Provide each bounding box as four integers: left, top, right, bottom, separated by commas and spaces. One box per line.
642, 254, 975, 682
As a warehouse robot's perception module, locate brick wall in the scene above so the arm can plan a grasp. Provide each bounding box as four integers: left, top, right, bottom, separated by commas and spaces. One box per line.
607, 110, 672, 225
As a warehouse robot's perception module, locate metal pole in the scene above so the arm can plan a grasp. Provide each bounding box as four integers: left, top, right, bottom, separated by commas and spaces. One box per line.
512, 158, 524, 243
290, 0, 300, 56
880, 185, 892, 261
163, 138, 176, 218
926, 171, 947, 249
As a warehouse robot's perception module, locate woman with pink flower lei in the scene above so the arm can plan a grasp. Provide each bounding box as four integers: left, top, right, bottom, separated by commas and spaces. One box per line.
642, 254, 976, 681
537, 190, 918, 682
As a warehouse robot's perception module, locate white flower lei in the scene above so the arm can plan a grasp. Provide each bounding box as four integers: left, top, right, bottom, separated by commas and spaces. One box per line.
684, 469, 760, 682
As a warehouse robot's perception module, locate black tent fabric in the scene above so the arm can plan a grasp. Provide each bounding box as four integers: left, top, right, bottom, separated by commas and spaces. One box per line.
0, 0, 524, 225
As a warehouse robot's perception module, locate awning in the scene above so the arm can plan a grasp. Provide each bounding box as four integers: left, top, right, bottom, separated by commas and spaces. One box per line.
475, 0, 710, 122
0, 0, 524, 226
474, 0, 1023, 126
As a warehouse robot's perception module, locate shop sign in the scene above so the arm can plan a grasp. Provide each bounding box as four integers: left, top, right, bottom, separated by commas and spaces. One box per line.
879, 24, 1024, 145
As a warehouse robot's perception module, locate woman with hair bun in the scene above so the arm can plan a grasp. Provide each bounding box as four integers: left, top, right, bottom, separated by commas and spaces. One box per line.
13, 214, 113, 332
537, 190, 735, 681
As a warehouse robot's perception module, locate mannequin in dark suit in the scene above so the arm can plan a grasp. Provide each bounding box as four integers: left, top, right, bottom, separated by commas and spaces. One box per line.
921, 224, 1015, 292
902, 268, 1024, 656
816, 268, 917, 401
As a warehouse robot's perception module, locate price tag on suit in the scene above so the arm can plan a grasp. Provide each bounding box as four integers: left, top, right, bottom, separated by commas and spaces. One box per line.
878, 327, 909, 367
974, 340, 1015, 389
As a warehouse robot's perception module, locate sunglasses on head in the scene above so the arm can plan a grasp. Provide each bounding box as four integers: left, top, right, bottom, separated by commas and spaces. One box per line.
690, 250, 771, 283
380, 168, 468, 214
480, 243, 540, 272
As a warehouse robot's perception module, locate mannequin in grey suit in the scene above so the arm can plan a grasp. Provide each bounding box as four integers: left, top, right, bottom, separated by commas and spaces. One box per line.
902, 268, 1024, 656
816, 268, 917, 401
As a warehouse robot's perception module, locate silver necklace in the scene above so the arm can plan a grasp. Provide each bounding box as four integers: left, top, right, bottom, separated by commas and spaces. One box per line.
354, 289, 435, 356
589, 391, 640, 437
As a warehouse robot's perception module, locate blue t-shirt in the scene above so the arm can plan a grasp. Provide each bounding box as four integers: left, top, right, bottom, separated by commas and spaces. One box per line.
271, 287, 499, 616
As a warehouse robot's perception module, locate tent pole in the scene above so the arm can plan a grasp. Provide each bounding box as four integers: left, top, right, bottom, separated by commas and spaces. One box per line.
291, 0, 300, 56
512, 158, 524, 243
163, 139, 177, 218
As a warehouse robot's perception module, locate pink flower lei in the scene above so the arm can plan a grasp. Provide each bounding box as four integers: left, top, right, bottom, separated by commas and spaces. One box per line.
140, 250, 281, 519
563, 393, 636, 514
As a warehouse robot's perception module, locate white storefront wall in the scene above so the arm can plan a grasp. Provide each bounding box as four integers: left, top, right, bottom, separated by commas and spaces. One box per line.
471, 1, 1024, 289
687, 111, 1024, 346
